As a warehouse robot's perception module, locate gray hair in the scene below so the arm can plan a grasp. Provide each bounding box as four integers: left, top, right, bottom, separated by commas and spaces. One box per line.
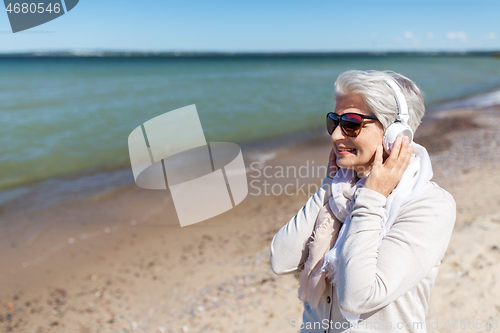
334, 70, 425, 133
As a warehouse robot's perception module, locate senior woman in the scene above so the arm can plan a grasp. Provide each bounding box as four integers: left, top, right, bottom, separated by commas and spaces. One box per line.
270, 70, 456, 333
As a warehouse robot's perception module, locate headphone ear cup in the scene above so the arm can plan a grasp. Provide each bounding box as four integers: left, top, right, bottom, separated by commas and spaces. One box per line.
383, 123, 414, 154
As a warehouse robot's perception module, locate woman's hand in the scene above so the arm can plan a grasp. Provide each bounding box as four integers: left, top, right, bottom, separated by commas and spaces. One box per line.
364, 137, 413, 197
326, 148, 338, 179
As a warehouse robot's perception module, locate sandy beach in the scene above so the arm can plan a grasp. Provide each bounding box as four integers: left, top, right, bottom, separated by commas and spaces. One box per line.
1, 105, 500, 333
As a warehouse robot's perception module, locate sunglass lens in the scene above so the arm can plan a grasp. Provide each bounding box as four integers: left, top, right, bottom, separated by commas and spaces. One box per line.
326, 113, 338, 134
341, 114, 363, 137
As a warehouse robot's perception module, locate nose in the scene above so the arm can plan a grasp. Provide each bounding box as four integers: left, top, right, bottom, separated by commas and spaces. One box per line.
330, 123, 347, 143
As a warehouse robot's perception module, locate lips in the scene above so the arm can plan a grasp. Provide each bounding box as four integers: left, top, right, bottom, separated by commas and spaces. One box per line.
336, 147, 356, 155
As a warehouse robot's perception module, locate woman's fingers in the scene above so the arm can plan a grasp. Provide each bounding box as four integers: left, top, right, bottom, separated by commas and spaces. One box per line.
396, 139, 412, 174
397, 137, 410, 162
384, 137, 403, 168
404, 143, 413, 167
365, 137, 413, 197
373, 145, 383, 168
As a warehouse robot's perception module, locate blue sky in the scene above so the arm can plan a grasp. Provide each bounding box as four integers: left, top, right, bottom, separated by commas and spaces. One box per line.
1, 0, 499, 53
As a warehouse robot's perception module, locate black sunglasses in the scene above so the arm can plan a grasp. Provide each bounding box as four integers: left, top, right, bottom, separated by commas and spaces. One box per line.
326, 112, 378, 137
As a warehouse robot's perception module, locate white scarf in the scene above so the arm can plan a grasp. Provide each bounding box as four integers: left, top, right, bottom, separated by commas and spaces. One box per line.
298, 143, 433, 325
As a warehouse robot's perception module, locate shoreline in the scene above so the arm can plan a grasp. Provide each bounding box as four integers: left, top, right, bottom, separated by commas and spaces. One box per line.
2, 88, 500, 218
1, 105, 500, 332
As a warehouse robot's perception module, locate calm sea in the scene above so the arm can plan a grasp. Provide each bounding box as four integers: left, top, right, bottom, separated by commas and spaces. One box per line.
1, 55, 500, 211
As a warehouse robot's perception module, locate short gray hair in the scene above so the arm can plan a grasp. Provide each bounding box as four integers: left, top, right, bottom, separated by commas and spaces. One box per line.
334, 70, 425, 133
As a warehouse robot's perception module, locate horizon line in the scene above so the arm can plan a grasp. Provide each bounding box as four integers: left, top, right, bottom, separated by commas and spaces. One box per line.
1, 49, 500, 58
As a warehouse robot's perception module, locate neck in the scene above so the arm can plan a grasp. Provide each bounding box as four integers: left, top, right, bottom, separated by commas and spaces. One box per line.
354, 167, 370, 179
355, 171, 365, 179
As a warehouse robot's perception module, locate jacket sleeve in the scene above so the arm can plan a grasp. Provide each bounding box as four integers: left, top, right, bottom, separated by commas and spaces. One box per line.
336, 183, 456, 314
270, 176, 332, 275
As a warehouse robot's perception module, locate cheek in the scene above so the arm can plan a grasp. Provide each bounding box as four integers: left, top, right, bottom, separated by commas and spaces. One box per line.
370, 128, 384, 145
358, 145, 376, 159
359, 134, 383, 157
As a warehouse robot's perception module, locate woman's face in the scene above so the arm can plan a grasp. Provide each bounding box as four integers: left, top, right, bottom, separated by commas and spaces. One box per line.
331, 94, 385, 176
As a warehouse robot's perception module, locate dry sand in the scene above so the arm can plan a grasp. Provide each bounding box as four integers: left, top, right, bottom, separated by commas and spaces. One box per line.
1, 107, 500, 333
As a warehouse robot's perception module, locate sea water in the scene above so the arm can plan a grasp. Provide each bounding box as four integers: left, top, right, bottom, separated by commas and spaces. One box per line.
1, 55, 500, 210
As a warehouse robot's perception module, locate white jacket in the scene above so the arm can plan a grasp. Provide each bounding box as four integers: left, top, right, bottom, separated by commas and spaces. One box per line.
270, 176, 456, 333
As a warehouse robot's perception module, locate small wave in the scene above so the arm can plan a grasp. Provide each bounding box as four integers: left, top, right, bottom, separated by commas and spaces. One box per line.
244, 149, 287, 172
430, 87, 500, 111
0, 168, 134, 216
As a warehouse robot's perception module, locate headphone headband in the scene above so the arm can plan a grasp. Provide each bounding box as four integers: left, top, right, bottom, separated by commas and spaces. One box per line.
384, 78, 409, 125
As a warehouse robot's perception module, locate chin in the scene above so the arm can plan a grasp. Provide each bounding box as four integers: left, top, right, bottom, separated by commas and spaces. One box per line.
336, 160, 370, 175
336, 157, 356, 169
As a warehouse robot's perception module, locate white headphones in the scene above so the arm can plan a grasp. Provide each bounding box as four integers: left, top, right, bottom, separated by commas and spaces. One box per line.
382, 78, 414, 154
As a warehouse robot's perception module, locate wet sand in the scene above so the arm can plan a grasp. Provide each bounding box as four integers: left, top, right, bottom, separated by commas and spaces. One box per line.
1, 106, 500, 333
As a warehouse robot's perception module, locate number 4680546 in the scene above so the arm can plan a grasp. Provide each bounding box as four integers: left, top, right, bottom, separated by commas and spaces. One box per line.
443, 319, 498, 330
5, 3, 61, 14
